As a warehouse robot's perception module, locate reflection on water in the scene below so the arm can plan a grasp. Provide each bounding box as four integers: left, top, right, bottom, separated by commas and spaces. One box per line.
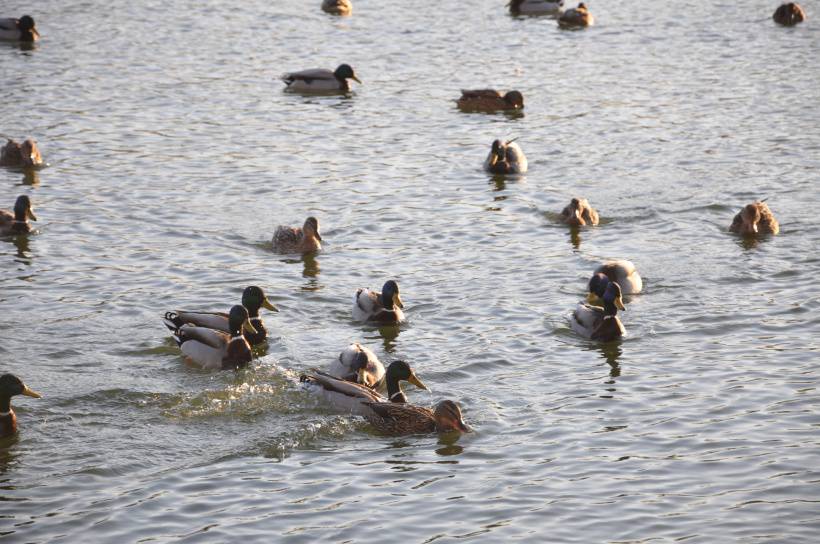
597, 341, 623, 378
301, 252, 320, 278
0, 437, 20, 477
8, 234, 33, 266
567, 224, 582, 249
490, 175, 506, 192
21, 171, 40, 186
436, 432, 465, 456
378, 324, 401, 352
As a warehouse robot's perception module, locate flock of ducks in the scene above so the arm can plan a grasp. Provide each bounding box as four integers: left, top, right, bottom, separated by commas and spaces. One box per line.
0, 2, 803, 439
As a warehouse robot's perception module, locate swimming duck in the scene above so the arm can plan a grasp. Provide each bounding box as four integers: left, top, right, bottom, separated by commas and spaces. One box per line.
457, 90, 524, 112
729, 201, 780, 236
484, 139, 528, 175
328, 343, 386, 389
561, 197, 599, 226
163, 286, 278, 346
362, 399, 471, 436
301, 360, 428, 414
587, 260, 642, 304
0, 15, 39, 42
322, 0, 352, 16
282, 64, 362, 93
353, 280, 405, 323
272, 216, 322, 254
558, 2, 594, 27
0, 195, 37, 235
0, 139, 43, 168
169, 305, 258, 370
508, 0, 564, 16
0, 373, 42, 438
773, 3, 806, 25
571, 281, 626, 341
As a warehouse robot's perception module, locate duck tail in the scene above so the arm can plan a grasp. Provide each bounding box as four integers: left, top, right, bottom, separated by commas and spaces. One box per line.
163, 311, 183, 332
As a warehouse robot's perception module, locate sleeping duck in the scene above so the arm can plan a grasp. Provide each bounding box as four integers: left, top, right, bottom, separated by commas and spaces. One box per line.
773, 3, 806, 26
301, 360, 428, 414
729, 201, 779, 236
0, 195, 37, 235
0, 373, 42, 438
353, 280, 405, 323
322, 0, 352, 16
163, 286, 278, 346
168, 305, 257, 370
561, 197, 599, 226
0, 15, 39, 42
571, 281, 626, 342
328, 343, 385, 389
587, 260, 642, 304
457, 90, 524, 112
362, 399, 471, 436
484, 139, 528, 175
558, 2, 594, 27
272, 216, 322, 253
282, 64, 362, 93
0, 139, 43, 168
508, 0, 564, 16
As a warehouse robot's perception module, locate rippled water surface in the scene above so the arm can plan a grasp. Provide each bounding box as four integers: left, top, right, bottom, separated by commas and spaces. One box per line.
2, 1, 820, 542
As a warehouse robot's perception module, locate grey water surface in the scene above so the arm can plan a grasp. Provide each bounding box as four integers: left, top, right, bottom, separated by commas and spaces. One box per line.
2, 0, 819, 542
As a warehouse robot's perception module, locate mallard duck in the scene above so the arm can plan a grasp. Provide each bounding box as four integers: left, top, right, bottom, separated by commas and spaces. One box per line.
0, 139, 43, 168
587, 260, 642, 304
328, 343, 385, 389
362, 399, 470, 436
322, 0, 352, 16
729, 201, 780, 236
773, 3, 806, 25
571, 281, 626, 341
558, 2, 594, 27
301, 360, 428, 414
0, 15, 39, 42
561, 197, 599, 226
282, 64, 362, 93
0, 373, 41, 438
353, 280, 405, 323
457, 90, 524, 112
484, 139, 528, 175
168, 305, 258, 370
508, 0, 564, 16
163, 286, 278, 346
272, 216, 322, 254
0, 195, 37, 235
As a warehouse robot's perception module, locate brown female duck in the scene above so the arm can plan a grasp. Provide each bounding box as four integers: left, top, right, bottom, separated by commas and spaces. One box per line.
272, 216, 322, 253
773, 3, 806, 26
561, 197, 599, 226
457, 90, 524, 112
362, 399, 471, 436
0, 139, 43, 168
729, 201, 779, 236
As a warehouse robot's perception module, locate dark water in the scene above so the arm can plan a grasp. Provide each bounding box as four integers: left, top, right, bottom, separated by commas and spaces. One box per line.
2, 1, 819, 542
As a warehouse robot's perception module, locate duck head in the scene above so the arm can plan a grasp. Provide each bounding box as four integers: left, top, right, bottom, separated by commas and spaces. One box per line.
0, 373, 42, 406
586, 272, 610, 304
380, 280, 403, 310
18, 15, 39, 42
242, 286, 278, 316
227, 305, 258, 337
303, 216, 322, 241
504, 91, 524, 109
383, 360, 428, 402
14, 195, 37, 223
334, 64, 362, 84
602, 281, 626, 316
433, 400, 471, 433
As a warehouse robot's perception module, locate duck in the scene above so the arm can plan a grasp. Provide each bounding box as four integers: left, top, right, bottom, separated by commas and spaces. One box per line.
168, 305, 258, 370
773, 3, 806, 26
561, 197, 599, 226
457, 89, 524, 112
558, 2, 594, 27
484, 139, 528, 175
271, 216, 322, 254
353, 280, 405, 323
322, 0, 352, 16
282, 64, 362, 93
587, 260, 642, 304
0, 195, 37, 235
0, 139, 43, 168
0, 373, 42, 438
362, 399, 471, 436
301, 360, 428, 414
0, 15, 39, 42
571, 281, 626, 342
729, 201, 779, 236
163, 286, 278, 346
508, 0, 564, 16
328, 343, 385, 389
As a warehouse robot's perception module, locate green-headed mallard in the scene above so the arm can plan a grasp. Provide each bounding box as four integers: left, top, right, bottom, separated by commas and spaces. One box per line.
0, 373, 41, 438
571, 281, 626, 341
0, 15, 39, 42
558, 2, 594, 27
484, 139, 528, 175
508, 0, 565, 16
282, 64, 362, 93
561, 197, 599, 226
729, 201, 780, 236
773, 3, 806, 26
272, 216, 322, 254
0, 139, 43, 168
322, 0, 352, 16
168, 305, 257, 370
587, 260, 642, 304
353, 280, 405, 323
163, 286, 278, 346
362, 399, 470, 436
457, 90, 524, 112
0, 195, 37, 235
301, 360, 428, 414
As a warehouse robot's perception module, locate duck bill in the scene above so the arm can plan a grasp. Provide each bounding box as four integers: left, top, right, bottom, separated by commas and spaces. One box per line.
27, 207, 38, 221
243, 319, 259, 335
615, 295, 626, 311
22, 385, 42, 398
314, 232, 323, 241
262, 298, 279, 312
394, 293, 404, 309
407, 372, 428, 391
351, 75, 362, 84
456, 418, 471, 432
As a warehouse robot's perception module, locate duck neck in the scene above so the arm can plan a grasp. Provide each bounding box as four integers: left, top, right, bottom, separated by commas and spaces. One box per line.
0, 395, 12, 414
386, 378, 406, 403
603, 299, 618, 318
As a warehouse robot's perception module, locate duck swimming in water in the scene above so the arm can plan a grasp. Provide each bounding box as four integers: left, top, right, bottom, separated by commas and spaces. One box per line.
484, 139, 528, 175
362, 399, 471, 436
322, 0, 352, 16
272, 216, 322, 254
457, 90, 524, 112
282, 64, 362, 93
773, 3, 806, 26
571, 281, 626, 342
168, 305, 258, 370
508, 0, 564, 16
587, 260, 642, 304
0, 195, 37, 235
0, 139, 43, 168
558, 2, 594, 27
0, 374, 42, 438
729, 201, 779, 236
353, 280, 405, 323
560, 197, 599, 226
0, 15, 39, 42
328, 343, 385, 389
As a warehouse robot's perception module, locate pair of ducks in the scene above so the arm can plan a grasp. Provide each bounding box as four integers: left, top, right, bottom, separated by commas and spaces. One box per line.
0, 15, 38, 42
0, 374, 41, 438
571, 260, 642, 342
1, 139, 43, 168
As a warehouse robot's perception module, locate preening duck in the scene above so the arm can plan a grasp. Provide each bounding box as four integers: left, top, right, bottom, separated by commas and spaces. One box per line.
362, 399, 471, 436
328, 343, 385, 389
168, 305, 257, 370
0, 139, 43, 168
322, 0, 352, 16
272, 216, 322, 254
773, 3, 806, 26
0, 374, 42, 438
508, 0, 564, 16
353, 280, 405, 323
282, 64, 362, 93
587, 260, 642, 303
560, 197, 599, 226
558, 2, 594, 27
457, 90, 524, 112
571, 281, 626, 342
0, 195, 37, 235
729, 201, 779, 236
0, 15, 39, 42
484, 139, 528, 175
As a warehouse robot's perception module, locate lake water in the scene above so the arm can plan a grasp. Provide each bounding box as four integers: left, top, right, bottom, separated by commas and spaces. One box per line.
2, 1, 820, 542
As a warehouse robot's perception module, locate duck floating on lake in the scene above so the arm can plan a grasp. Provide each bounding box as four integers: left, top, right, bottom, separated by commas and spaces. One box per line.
0, 195, 37, 235
729, 201, 779, 236
168, 305, 257, 370
282, 64, 361, 93
1, 139, 43, 168
457, 89, 524, 112
353, 280, 405, 323
561, 197, 599, 226
508, 0, 564, 16
0, 374, 42, 438
0, 15, 39, 42
558, 2, 594, 27
571, 281, 626, 342
773, 3, 806, 26
362, 399, 471, 436
587, 260, 642, 304
322, 0, 352, 16
484, 139, 528, 175
272, 216, 322, 254
329, 343, 385, 389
